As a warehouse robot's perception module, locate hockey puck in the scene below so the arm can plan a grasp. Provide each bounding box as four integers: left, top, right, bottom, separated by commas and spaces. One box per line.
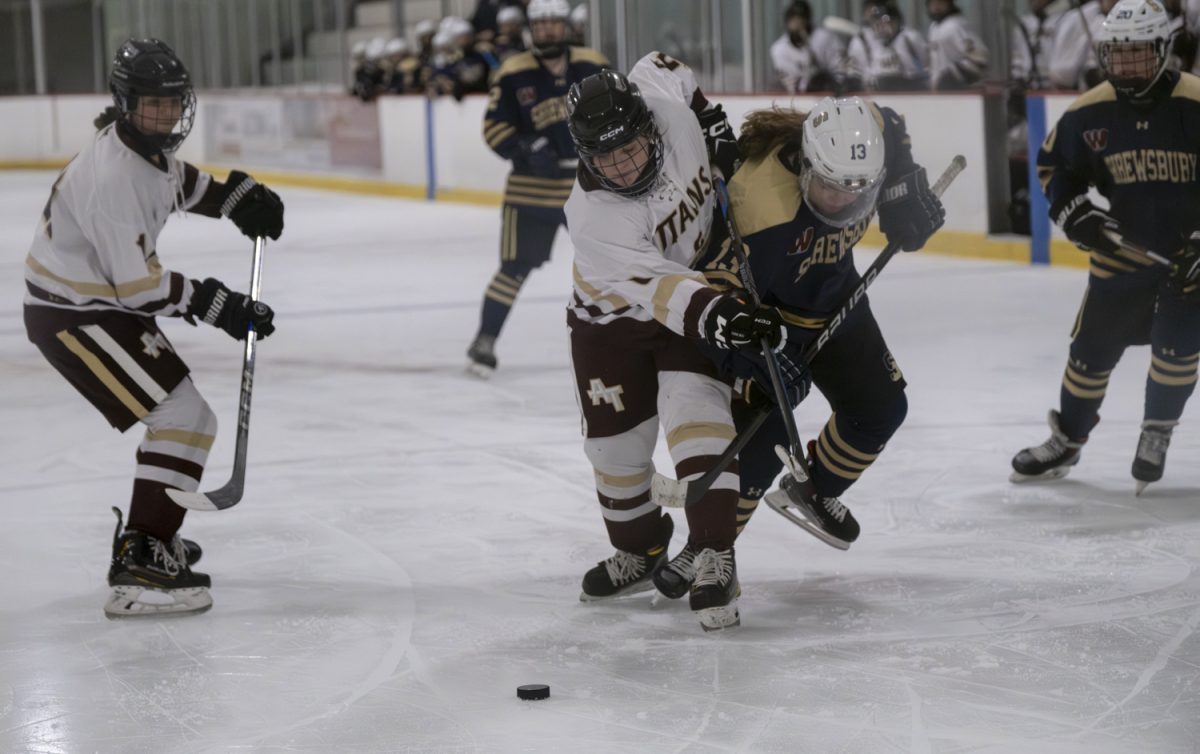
516, 684, 550, 701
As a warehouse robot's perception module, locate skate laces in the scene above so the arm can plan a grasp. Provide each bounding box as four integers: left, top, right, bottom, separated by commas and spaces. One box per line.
666, 545, 697, 578
603, 551, 646, 585
150, 537, 185, 576
692, 549, 733, 589
1137, 426, 1172, 462
1028, 435, 1068, 463
822, 496, 848, 522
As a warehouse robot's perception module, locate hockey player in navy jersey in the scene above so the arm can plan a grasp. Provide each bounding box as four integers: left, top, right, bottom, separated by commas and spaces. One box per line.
1012, 0, 1200, 494
23, 39, 283, 617
465, 0, 608, 377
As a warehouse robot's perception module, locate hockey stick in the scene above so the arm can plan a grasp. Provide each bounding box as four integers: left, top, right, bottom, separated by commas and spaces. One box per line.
1101, 229, 1176, 269
166, 236, 266, 512
822, 16, 861, 37
651, 406, 771, 508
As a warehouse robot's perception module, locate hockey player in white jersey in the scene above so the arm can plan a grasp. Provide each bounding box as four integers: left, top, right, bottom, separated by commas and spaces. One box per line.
564, 53, 787, 631
23, 39, 283, 617
845, 0, 930, 92
926, 0, 989, 90
769, 1, 846, 93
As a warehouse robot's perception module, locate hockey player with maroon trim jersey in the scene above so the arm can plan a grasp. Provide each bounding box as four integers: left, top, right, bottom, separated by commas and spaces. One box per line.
23, 38, 283, 617
564, 52, 786, 631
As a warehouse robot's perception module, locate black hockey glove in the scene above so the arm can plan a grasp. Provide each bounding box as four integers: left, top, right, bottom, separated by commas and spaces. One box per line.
1172, 231, 1200, 293
187, 278, 275, 341
703, 294, 787, 352
515, 135, 559, 177
877, 166, 945, 252
697, 104, 741, 181
221, 171, 285, 241
1055, 195, 1121, 257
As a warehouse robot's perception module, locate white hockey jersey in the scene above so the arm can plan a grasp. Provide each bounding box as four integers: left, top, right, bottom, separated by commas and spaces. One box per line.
1011, 9, 1059, 90
769, 27, 845, 93
24, 124, 210, 315
566, 52, 722, 339
928, 12, 989, 90
845, 28, 929, 91
1048, 1, 1105, 90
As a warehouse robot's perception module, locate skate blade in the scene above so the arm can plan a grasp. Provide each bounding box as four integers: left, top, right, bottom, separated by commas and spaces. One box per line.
466, 361, 495, 379
1135, 480, 1151, 497
1009, 466, 1073, 484
578, 579, 657, 603
104, 585, 212, 618
696, 602, 741, 632
763, 491, 851, 551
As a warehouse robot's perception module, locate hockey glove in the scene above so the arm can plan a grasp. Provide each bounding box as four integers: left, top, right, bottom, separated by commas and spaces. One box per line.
878, 166, 945, 252
221, 171, 285, 241
703, 294, 787, 352
739, 364, 810, 410
1172, 231, 1200, 293
187, 278, 275, 341
697, 104, 741, 181
1055, 195, 1121, 256
515, 135, 559, 177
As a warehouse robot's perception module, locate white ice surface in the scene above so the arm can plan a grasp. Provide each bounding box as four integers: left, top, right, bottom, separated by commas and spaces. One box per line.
1, 171, 1198, 754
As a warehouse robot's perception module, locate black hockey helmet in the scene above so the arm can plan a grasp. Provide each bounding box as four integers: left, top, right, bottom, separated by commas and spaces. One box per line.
109, 38, 195, 153
567, 70, 663, 197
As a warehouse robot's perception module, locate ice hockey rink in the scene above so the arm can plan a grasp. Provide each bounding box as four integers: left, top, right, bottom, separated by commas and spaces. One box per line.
1, 171, 1198, 753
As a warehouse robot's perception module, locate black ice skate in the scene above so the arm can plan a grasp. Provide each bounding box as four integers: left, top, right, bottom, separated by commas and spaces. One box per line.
1010, 410, 1085, 483
105, 515, 212, 618
763, 441, 860, 550
652, 541, 698, 599
689, 547, 740, 631
107, 507, 201, 586
466, 334, 498, 378
1132, 419, 1176, 496
580, 515, 672, 601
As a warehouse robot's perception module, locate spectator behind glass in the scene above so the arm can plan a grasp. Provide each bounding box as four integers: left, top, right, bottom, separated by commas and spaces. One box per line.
1049, 0, 1115, 90
1011, 0, 1059, 91
495, 5, 528, 61
926, 0, 989, 90
769, 1, 846, 93
844, 0, 929, 91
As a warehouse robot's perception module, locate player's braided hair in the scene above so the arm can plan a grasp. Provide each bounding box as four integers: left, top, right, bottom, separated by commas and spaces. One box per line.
737, 107, 808, 163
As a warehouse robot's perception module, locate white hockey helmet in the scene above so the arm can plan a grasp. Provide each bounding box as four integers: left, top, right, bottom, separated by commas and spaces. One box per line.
364, 36, 388, 61
528, 0, 571, 21
1098, 0, 1172, 97
384, 37, 410, 58
413, 19, 437, 39
800, 96, 887, 228
497, 6, 525, 26
351, 39, 368, 61
570, 3, 588, 30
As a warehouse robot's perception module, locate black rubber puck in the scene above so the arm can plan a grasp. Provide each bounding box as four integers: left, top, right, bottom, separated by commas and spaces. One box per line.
517, 684, 550, 700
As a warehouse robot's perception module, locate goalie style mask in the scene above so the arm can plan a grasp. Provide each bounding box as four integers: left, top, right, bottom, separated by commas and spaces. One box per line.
109, 38, 195, 153
800, 97, 887, 228
1098, 0, 1173, 98
567, 70, 664, 198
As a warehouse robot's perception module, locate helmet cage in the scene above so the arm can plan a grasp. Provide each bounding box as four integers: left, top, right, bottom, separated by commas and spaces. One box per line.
1098, 38, 1169, 96
109, 39, 196, 153
568, 73, 665, 198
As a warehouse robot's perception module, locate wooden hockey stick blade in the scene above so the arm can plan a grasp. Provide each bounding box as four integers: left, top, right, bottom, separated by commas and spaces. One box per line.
822, 16, 860, 36
762, 490, 851, 550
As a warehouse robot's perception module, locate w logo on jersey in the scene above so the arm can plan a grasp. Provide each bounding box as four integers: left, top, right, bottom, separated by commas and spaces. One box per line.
1083, 128, 1109, 152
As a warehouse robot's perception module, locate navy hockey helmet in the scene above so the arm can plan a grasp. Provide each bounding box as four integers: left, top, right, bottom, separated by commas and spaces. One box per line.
567, 70, 664, 198
109, 38, 195, 153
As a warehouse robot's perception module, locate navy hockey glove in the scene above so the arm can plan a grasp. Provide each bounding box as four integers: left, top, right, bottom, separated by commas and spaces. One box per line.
515, 135, 559, 177
1173, 232, 1200, 293
697, 104, 741, 181
878, 166, 945, 252
221, 171, 285, 241
187, 278, 275, 340
703, 294, 787, 352
1055, 195, 1121, 256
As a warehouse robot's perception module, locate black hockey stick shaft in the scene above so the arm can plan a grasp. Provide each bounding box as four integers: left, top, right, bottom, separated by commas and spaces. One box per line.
800, 155, 967, 366
165, 236, 266, 512
680, 407, 771, 507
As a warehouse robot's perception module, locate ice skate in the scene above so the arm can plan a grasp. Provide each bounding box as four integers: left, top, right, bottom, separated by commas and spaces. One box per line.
105, 522, 212, 618
763, 442, 859, 549
689, 547, 740, 631
107, 508, 200, 586
652, 541, 697, 599
466, 334, 498, 378
1010, 410, 1084, 483
1132, 420, 1176, 496
580, 515, 672, 601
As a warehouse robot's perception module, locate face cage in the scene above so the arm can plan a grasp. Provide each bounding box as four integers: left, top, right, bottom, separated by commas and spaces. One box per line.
582, 122, 664, 198
118, 87, 196, 153
799, 167, 885, 229
1099, 39, 1168, 96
